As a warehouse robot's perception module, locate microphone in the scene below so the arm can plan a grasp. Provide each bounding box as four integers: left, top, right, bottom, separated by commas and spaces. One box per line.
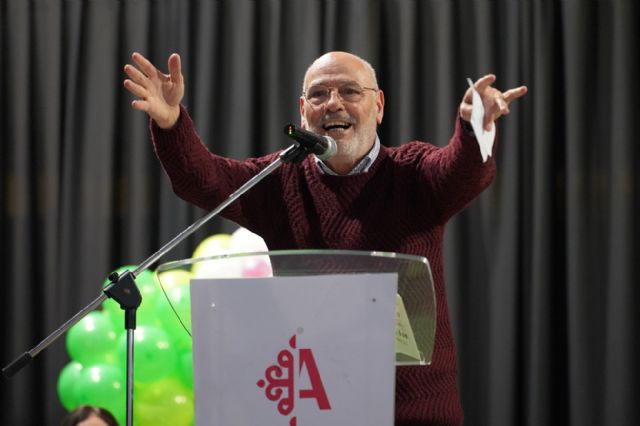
284, 124, 337, 161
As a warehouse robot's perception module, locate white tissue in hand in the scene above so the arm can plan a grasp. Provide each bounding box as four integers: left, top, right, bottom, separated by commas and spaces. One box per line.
467, 78, 496, 163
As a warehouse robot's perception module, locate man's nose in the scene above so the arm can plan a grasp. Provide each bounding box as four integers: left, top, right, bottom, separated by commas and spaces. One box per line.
325, 89, 345, 110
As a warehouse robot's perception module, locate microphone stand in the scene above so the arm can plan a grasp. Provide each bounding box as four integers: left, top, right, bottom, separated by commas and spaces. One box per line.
2, 141, 313, 426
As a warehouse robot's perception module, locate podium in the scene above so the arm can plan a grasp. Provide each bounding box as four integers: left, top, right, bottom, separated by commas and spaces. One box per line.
156, 250, 435, 425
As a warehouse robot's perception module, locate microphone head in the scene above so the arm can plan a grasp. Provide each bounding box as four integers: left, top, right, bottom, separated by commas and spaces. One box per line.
317, 136, 337, 161
283, 123, 337, 160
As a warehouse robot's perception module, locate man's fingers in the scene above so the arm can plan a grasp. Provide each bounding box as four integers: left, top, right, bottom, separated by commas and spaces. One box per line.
459, 103, 472, 122
155, 70, 171, 83
130, 99, 150, 113
460, 76, 527, 131
474, 74, 496, 92
131, 52, 160, 80
167, 53, 182, 83
124, 64, 151, 87
494, 93, 509, 114
123, 79, 148, 100
503, 86, 528, 103
462, 88, 473, 105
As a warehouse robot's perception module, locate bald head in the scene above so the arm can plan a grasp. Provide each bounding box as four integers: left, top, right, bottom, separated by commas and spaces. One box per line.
302, 51, 379, 92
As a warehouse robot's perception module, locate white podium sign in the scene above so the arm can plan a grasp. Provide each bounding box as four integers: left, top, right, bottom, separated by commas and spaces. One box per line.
190, 273, 398, 426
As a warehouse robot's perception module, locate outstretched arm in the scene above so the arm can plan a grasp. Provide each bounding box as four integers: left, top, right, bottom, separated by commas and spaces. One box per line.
123, 52, 184, 129
415, 75, 528, 222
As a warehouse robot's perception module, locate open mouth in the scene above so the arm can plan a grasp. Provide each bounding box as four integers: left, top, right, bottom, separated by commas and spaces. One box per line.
322, 122, 352, 132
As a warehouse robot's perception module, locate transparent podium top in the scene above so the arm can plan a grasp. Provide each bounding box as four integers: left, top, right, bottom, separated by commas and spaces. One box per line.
156, 249, 436, 365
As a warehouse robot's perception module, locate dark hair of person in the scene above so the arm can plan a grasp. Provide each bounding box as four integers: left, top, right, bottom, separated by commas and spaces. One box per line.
60, 405, 119, 426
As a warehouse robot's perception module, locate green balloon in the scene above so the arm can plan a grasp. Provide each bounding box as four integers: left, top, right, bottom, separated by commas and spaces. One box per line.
135, 270, 163, 326
73, 364, 126, 425
178, 350, 194, 389
66, 311, 119, 366
57, 361, 83, 410
101, 299, 123, 329
173, 285, 191, 327
155, 285, 192, 350
117, 325, 177, 383
101, 308, 123, 331
153, 293, 175, 320
134, 378, 194, 426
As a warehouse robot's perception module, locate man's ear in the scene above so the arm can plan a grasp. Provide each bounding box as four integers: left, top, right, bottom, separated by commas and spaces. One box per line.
299, 97, 308, 128
376, 90, 385, 124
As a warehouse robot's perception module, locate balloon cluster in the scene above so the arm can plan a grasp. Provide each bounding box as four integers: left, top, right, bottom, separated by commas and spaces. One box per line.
57, 228, 270, 425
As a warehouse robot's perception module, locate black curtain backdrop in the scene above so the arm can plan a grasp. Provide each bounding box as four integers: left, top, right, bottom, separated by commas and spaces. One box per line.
1, 0, 638, 424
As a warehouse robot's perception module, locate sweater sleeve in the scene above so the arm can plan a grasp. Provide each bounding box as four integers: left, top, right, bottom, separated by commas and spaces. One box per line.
415, 114, 497, 223
150, 105, 270, 226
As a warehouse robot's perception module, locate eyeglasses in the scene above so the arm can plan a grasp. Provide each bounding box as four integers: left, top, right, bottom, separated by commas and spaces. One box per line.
303, 83, 378, 106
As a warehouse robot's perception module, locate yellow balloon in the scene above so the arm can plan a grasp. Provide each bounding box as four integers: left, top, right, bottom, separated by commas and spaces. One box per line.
191, 234, 232, 259
134, 378, 194, 426
191, 234, 244, 278
156, 269, 192, 292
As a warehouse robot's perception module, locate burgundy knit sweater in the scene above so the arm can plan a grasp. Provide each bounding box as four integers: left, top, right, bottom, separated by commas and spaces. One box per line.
152, 107, 496, 425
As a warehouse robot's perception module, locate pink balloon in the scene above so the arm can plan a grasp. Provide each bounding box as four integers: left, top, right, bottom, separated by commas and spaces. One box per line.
241, 257, 272, 277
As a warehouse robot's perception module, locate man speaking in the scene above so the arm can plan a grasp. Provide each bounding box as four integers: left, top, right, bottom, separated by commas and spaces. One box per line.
124, 50, 527, 425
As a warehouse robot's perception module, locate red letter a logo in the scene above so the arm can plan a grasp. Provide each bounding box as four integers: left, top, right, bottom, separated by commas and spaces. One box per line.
298, 348, 331, 410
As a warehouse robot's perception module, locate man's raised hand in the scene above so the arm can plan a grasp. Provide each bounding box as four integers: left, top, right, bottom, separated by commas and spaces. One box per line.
123, 52, 184, 129
459, 74, 528, 131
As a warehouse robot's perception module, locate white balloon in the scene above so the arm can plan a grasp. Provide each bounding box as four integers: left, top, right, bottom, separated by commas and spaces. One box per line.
230, 227, 268, 253
192, 257, 244, 278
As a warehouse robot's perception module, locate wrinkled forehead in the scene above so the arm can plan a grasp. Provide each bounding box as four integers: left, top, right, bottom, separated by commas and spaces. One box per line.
303, 55, 375, 90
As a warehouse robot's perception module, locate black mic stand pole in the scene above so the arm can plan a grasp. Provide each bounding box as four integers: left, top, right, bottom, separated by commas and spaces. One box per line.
2, 141, 313, 426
